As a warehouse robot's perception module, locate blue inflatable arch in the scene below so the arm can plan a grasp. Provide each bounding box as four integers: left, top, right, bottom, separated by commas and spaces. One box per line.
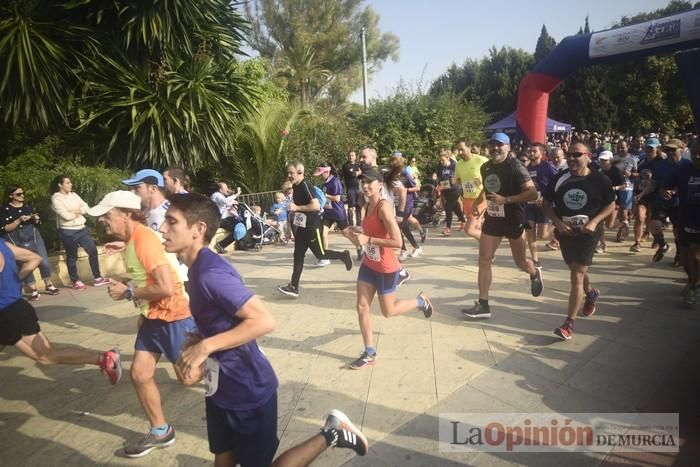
517, 9, 700, 143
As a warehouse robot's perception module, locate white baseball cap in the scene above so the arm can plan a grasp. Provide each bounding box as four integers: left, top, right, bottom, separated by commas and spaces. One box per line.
598, 151, 613, 161
87, 190, 142, 217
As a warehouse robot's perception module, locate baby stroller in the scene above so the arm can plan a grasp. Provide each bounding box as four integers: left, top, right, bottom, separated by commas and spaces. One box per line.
413, 184, 441, 226
235, 202, 284, 250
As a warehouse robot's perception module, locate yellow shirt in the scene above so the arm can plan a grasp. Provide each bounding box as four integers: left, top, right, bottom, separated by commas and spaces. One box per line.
455, 155, 488, 199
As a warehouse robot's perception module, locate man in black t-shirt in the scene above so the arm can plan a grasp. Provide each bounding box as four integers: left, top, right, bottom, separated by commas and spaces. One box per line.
462, 133, 543, 320
277, 161, 353, 298
542, 142, 615, 341
341, 151, 363, 226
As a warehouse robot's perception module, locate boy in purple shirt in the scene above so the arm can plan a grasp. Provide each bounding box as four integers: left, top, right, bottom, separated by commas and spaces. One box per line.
160, 193, 367, 467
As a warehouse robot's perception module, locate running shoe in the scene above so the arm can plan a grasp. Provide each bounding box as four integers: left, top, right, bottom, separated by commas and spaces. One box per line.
462, 300, 491, 319
29, 290, 40, 301
417, 292, 433, 318
322, 409, 368, 456
410, 247, 422, 258
93, 277, 109, 287
397, 270, 411, 287
630, 242, 642, 252
545, 240, 559, 251
652, 242, 670, 263
530, 267, 543, 297
99, 348, 122, 385
214, 242, 226, 254
316, 259, 331, 267
277, 284, 299, 298
124, 425, 176, 458
72, 280, 88, 290
442, 227, 452, 236
398, 250, 409, 262
341, 250, 353, 271
420, 227, 427, 244
533, 259, 542, 269
595, 245, 604, 254
350, 351, 376, 370
44, 286, 60, 295
581, 288, 599, 317
554, 320, 574, 341
683, 288, 697, 306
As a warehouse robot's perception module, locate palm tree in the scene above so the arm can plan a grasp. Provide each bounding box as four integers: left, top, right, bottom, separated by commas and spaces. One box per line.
276, 46, 332, 104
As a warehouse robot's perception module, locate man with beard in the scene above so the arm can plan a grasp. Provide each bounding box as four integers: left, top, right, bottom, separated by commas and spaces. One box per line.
542, 143, 615, 340
462, 133, 543, 319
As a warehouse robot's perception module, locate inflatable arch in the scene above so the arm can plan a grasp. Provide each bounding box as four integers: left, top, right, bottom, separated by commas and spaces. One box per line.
517, 9, 700, 144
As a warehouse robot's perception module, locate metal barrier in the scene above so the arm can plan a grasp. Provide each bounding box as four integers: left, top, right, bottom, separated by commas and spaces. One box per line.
238, 190, 278, 216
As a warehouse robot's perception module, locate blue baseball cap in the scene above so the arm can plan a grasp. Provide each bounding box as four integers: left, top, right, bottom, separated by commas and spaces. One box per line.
121, 169, 164, 187
645, 137, 660, 148
489, 132, 510, 145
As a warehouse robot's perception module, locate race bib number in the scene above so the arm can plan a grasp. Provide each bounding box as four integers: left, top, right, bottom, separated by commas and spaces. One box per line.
363, 244, 381, 262
439, 180, 451, 189
204, 357, 220, 397
562, 215, 589, 232
324, 200, 332, 209
486, 200, 505, 218
462, 180, 477, 193
293, 212, 307, 228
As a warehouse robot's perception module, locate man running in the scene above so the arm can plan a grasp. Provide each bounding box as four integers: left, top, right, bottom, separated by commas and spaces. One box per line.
341, 151, 362, 226
455, 138, 488, 241
462, 132, 543, 319
277, 162, 352, 298
0, 239, 121, 383
87, 191, 193, 457
433, 149, 465, 236
524, 143, 558, 267
542, 142, 615, 340
121, 169, 170, 231
613, 139, 637, 242
315, 163, 348, 266
631, 138, 664, 252
163, 167, 190, 195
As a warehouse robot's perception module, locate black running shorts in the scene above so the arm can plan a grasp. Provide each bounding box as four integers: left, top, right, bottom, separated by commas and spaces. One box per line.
0, 299, 41, 346
555, 229, 601, 266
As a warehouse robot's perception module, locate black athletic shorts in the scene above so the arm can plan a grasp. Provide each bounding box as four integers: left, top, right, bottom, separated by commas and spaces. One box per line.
346, 187, 362, 208
322, 217, 348, 230
0, 299, 41, 346
482, 219, 528, 240
555, 228, 601, 266
678, 228, 700, 247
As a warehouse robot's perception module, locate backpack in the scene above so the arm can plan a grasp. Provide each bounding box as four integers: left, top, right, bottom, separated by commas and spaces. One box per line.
312, 185, 326, 211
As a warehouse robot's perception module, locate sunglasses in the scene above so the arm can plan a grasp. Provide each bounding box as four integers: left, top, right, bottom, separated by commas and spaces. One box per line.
13, 191, 25, 196
565, 151, 589, 159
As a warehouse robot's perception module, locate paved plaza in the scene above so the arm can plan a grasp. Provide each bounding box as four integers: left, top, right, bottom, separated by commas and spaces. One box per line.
1, 229, 698, 466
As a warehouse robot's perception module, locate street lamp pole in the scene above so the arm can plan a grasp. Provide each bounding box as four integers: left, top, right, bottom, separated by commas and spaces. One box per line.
361, 27, 368, 112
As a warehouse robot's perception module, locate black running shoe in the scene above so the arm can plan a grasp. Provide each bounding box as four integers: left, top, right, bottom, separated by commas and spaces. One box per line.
124, 426, 176, 458
530, 267, 543, 297
342, 250, 353, 271
462, 300, 491, 319
652, 242, 670, 263
417, 292, 433, 318
277, 284, 299, 298
397, 270, 411, 287
322, 409, 368, 456
420, 227, 427, 244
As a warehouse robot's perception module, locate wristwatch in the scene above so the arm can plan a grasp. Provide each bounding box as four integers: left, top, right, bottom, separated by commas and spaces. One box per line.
124, 286, 135, 301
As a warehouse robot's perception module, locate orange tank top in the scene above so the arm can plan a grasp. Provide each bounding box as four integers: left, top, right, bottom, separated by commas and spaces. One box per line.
362, 200, 400, 273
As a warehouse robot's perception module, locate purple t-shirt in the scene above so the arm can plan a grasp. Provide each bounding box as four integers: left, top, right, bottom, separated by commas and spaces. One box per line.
322, 175, 347, 221
188, 248, 278, 410
528, 161, 558, 193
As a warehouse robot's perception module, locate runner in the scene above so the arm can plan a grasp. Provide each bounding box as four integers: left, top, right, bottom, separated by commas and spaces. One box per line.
161, 193, 368, 466
455, 138, 488, 241
341, 151, 362, 227
0, 239, 121, 383
343, 168, 433, 369
596, 151, 625, 253
386, 154, 422, 260
541, 142, 615, 340
613, 139, 637, 242
277, 162, 352, 299
87, 190, 193, 457
462, 132, 543, 320
524, 143, 558, 267
162, 166, 190, 195
433, 149, 465, 236
631, 137, 664, 252
314, 163, 348, 266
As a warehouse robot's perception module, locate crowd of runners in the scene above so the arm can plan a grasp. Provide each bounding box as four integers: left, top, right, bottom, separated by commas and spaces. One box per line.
1, 129, 699, 465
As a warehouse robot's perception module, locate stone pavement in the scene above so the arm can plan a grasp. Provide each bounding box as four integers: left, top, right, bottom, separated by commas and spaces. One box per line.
1, 229, 698, 466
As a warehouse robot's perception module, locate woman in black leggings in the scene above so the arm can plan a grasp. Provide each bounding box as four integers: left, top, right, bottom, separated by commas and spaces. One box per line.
386, 155, 421, 260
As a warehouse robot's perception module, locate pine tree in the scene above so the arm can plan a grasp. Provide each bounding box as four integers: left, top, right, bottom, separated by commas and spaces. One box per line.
534, 25, 556, 63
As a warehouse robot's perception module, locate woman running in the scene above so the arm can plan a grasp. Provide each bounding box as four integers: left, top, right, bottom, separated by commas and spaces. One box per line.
344, 168, 434, 370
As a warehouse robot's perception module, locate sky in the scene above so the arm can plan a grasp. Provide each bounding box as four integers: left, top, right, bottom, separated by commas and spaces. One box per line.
349, 0, 671, 103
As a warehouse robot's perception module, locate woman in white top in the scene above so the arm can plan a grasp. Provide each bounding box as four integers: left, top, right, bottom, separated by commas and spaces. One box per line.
50, 175, 107, 289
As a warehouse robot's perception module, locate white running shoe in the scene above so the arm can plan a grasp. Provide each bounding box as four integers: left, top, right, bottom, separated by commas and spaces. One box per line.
410, 247, 422, 258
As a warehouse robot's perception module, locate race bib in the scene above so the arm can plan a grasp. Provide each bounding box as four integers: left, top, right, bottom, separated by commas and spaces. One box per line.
324, 200, 332, 209
439, 180, 451, 189
363, 244, 381, 262
462, 180, 477, 193
486, 200, 505, 218
562, 215, 590, 232
204, 357, 220, 397
293, 212, 307, 228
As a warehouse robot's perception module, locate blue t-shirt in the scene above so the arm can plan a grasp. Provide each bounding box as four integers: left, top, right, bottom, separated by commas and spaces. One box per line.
528, 161, 558, 194
0, 239, 23, 310
652, 158, 691, 207
187, 248, 278, 411
322, 175, 347, 221
269, 202, 287, 222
